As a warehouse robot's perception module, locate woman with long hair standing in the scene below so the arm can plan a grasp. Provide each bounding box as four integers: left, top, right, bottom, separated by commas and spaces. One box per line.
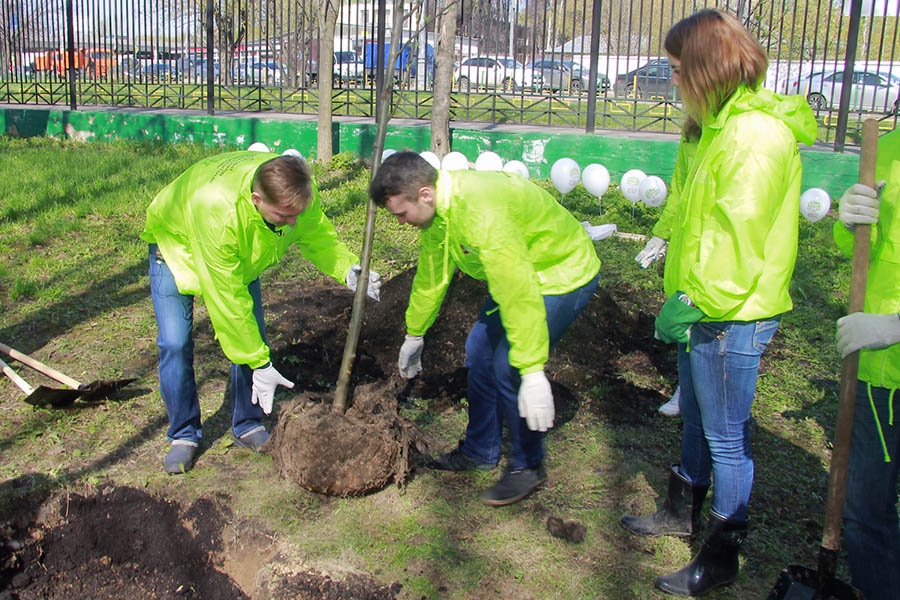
620, 9, 817, 596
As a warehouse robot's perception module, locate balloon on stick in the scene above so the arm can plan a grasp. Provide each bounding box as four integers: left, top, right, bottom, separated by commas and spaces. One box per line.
419, 151, 441, 170
282, 148, 303, 159
582, 163, 610, 199
639, 175, 668, 207
800, 187, 831, 222
441, 151, 469, 171
503, 160, 530, 178
381, 149, 397, 164
551, 158, 581, 195
620, 169, 647, 204
475, 151, 503, 171
248, 142, 269, 152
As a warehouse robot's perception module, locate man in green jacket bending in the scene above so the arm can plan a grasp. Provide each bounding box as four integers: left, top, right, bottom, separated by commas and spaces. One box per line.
142, 152, 381, 474
369, 151, 601, 505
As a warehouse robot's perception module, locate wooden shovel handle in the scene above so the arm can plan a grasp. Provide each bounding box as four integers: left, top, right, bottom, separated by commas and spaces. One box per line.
0, 341, 82, 389
0, 356, 35, 396
821, 118, 878, 552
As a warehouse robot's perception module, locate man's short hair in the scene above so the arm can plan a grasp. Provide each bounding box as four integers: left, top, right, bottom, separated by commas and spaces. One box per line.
253, 155, 312, 211
369, 151, 438, 206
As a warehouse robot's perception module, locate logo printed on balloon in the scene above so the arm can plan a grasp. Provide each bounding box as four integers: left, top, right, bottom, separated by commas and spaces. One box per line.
639, 175, 668, 207
800, 187, 831, 222
582, 163, 610, 198
620, 169, 647, 204
551, 158, 581, 195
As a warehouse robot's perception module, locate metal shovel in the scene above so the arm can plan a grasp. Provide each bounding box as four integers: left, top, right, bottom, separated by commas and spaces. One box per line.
0, 341, 136, 405
0, 357, 82, 407
767, 119, 879, 600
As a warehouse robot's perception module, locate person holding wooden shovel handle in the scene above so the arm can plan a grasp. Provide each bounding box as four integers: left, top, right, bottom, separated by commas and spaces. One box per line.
835, 127, 900, 600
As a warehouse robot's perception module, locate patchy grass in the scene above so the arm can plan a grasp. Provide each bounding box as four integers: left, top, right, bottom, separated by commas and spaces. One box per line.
0, 137, 852, 599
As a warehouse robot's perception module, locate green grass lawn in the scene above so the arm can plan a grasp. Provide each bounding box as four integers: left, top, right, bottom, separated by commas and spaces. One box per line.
0, 137, 854, 598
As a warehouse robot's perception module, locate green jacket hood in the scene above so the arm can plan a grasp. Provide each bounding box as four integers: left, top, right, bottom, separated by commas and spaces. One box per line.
708, 84, 818, 147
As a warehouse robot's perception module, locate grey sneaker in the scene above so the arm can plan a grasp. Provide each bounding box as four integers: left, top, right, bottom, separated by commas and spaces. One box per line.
482, 464, 547, 506
164, 441, 198, 474
233, 426, 270, 451
427, 441, 496, 471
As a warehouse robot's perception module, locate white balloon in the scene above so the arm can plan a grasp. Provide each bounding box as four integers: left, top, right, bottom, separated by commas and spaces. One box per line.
582, 163, 610, 198
248, 142, 269, 152
503, 160, 530, 178
381, 149, 397, 164
281, 148, 303, 158
441, 151, 469, 171
475, 151, 503, 171
551, 158, 581, 195
620, 169, 647, 204
800, 187, 831, 222
419, 151, 441, 170
639, 175, 668, 207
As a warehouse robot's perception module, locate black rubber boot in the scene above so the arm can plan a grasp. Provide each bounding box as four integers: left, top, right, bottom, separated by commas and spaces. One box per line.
621, 465, 709, 538
654, 512, 748, 597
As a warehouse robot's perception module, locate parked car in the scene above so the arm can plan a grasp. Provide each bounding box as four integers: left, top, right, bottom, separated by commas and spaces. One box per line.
247, 61, 284, 86
613, 58, 678, 100
454, 56, 541, 92
524, 58, 608, 94
141, 62, 176, 82
333, 51, 365, 86
789, 69, 899, 114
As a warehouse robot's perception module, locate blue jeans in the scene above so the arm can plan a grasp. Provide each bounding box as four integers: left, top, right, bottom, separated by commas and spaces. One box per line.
677, 317, 780, 522
148, 244, 265, 444
461, 272, 599, 470
843, 381, 900, 600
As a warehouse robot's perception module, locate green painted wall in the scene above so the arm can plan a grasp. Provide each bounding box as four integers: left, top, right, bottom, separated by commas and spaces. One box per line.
2, 106, 859, 199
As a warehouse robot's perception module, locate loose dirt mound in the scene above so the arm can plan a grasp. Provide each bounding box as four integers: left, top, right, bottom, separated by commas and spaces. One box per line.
0, 485, 401, 600
265, 378, 431, 496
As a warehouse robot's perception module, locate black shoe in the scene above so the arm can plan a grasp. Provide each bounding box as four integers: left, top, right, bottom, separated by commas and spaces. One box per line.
427, 441, 495, 472
164, 441, 198, 474
621, 464, 709, 538
482, 464, 547, 506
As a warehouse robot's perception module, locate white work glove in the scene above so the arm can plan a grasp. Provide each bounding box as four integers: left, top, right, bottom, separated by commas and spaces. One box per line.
839, 183, 882, 229
518, 371, 555, 432
346, 264, 383, 301
836, 312, 900, 358
635, 235, 668, 269
251, 363, 294, 415
398, 334, 424, 378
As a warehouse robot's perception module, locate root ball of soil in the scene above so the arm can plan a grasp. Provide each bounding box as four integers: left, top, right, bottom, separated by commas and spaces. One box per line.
265, 378, 431, 496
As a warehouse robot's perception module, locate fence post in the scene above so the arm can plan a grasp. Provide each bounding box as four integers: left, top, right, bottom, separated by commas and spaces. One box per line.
206, 0, 215, 115
65, 0, 77, 110
585, 0, 602, 134
834, 0, 864, 152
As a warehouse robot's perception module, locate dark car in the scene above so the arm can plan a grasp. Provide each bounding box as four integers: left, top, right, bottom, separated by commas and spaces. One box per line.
141, 62, 176, 82
614, 58, 678, 100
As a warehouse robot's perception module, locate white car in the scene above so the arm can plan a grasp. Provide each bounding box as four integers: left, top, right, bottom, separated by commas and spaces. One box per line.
454, 56, 541, 92
791, 69, 899, 114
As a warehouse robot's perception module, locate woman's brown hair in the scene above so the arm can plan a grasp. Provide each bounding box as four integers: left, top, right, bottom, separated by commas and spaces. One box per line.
665, 9, 768, 140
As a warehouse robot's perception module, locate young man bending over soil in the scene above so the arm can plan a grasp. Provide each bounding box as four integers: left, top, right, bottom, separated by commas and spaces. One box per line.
369, 151, 600, 506
141, 152, 382, 474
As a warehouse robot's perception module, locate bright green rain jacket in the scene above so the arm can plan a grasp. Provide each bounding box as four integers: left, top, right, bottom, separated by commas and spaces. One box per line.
834, 127, 900, 391
141, 151, 358, 368
406, 170, 602, 375
661, 84, 818, 321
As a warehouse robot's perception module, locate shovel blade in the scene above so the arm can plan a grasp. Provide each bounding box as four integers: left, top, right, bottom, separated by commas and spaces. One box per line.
768, 565, 861, 600
23, 385, 83, 408
79, 378, 137, 401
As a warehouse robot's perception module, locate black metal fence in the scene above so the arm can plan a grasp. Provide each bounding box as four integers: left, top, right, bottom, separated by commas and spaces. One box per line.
0, 0, 897, 142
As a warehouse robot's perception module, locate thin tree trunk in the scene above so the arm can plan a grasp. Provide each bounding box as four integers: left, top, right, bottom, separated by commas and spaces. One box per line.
430, 0, 458, 158
317, 0, 338, 162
